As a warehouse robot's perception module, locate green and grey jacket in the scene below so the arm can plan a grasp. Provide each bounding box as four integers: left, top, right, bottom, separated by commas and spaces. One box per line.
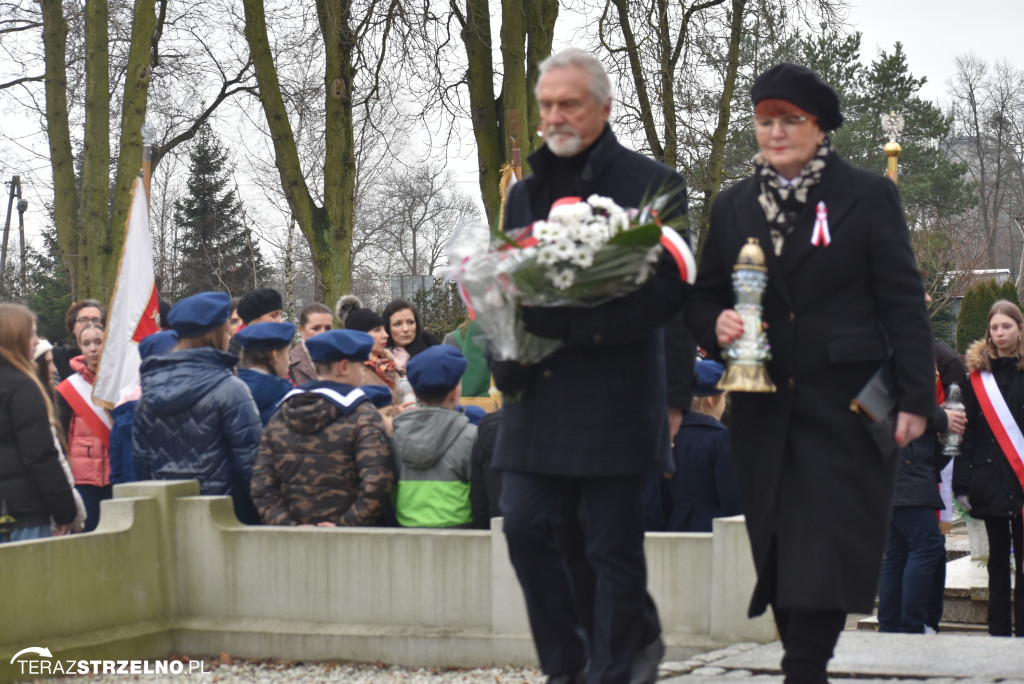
391, 407, 476, 527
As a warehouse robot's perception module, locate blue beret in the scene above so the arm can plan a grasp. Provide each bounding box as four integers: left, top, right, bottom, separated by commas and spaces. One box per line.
234, 322, 296, 350
167, 292, 231, 337
362, 384, 394, 408
407, 345, 467, 396
693, 359, 725, 397
138, 330, 178, 359
306, 329, 374, 362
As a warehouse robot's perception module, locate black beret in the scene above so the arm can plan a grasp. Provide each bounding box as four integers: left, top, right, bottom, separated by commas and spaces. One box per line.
344, 308, 386, 333
751, 63, 843, 131
237, 287, 284, 324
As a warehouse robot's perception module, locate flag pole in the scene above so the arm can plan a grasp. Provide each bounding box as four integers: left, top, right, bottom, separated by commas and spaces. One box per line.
141, 122, 155, 205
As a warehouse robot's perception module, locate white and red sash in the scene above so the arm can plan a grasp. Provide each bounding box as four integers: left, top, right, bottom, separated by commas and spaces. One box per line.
57, 373, 112, 448
970, 369, 1024, 518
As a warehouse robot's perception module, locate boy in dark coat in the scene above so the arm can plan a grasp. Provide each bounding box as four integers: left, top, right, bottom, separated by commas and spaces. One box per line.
645, 359, 741, 532
251, 329, 393, 526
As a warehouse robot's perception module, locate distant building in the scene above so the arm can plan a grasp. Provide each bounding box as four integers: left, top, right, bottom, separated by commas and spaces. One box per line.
391, 275, 434, 300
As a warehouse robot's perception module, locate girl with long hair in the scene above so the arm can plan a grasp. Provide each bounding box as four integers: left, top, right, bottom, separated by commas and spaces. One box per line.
0, 303, 79, 541
56, 322, 113, 532
955, 299, 1024, 636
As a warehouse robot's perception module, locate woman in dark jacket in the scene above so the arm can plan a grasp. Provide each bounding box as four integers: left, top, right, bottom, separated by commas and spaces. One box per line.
686, 64, 934, 680
954, 299, 1024, 636
133, 292, 263, 525
0, 303, 78, 541
382, 299, 440, 373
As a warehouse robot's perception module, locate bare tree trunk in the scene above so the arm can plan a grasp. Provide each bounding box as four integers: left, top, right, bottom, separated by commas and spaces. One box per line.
243, 0, 355, 306
40, 0, 80, 301
698, 0, 746, 255
285, 215, 295, 314
80, 0, 112, 297
455, 0, 557, 226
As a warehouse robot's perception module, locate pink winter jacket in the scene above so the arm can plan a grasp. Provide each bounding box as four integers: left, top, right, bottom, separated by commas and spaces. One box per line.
61, 356, 111, 487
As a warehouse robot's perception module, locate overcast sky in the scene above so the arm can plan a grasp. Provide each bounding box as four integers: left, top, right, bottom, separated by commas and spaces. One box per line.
5, 1, 1022, 249
845, 0, 1022, 104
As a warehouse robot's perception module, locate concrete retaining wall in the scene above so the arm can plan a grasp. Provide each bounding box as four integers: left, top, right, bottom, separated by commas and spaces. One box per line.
2, 481, 774, 682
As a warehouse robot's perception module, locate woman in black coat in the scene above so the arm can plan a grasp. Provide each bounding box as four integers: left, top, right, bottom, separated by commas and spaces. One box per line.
954, 299, 1024, 636
0, 303, 79, 542
686, 64, 934, 682
381, 299, 440, 373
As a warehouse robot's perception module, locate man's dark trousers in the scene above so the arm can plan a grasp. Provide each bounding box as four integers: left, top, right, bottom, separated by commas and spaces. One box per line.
501, 471, 653, 683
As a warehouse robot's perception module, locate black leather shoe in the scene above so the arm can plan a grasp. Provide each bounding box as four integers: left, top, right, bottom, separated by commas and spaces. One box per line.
629, 635, 665, 684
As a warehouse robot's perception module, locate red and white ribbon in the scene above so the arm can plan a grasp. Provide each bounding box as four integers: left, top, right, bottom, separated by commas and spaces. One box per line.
970, 369, 1024, 519
660, 227, 697, 284
811, 201, 830, 247
57, 373, 113, 447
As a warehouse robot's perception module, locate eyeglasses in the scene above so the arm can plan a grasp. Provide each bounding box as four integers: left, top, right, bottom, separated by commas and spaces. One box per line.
753, 115, 811, 132
76, 316, 102, 325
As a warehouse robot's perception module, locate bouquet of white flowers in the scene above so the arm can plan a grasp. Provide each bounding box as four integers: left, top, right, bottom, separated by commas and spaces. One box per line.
449, 194, 694, 365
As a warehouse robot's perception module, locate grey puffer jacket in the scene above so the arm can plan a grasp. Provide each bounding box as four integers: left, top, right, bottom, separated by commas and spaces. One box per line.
133, 347, 262, 523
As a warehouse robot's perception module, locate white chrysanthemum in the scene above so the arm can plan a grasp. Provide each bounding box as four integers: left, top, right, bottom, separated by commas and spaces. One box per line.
645, 245, 663, 263
606, 207, 629, 234
548, 201, 592, 226
586, 194, 620, 214
551, 238, 576, 260
570, 248, 594, 268
537, 246, 562, 266
635, 267, 652, 285
572, 222, 606, 248
533, 220, 561, 242
548, 268, 575, 290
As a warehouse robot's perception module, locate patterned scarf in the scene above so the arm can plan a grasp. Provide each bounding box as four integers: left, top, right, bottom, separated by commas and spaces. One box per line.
753, 138, 833, 256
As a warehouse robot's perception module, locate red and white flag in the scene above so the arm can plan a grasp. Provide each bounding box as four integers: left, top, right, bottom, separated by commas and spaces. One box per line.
93, 175, 161, 408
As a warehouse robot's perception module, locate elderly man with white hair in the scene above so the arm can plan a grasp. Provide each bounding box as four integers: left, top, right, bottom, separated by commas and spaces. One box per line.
492, 48, 695, 684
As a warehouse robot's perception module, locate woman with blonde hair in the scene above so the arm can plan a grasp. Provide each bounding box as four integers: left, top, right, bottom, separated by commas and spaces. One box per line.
133, 292, 263, 524
0, 303, 79, 542
954, 298, 1024, 636
56, 321, 113, 531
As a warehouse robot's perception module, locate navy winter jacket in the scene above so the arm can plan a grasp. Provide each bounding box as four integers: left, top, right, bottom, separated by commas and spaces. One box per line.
237, 368, 293, 425
109, 400, 137, 484
133, 348, 262, 523
643, 412, 741, 532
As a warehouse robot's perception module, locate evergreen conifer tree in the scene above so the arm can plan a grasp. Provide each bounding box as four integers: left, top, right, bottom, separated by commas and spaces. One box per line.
25, 231, 73, 343
173, 124, 268, 298
956, 280, 1022, 353
956, 281, 986, 353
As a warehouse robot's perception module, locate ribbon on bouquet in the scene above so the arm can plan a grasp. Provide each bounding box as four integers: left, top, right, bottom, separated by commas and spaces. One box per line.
811, 201, 831, 247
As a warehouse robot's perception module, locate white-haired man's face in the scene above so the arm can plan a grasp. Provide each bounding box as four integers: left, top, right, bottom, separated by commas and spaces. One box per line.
537, 65, 611, 158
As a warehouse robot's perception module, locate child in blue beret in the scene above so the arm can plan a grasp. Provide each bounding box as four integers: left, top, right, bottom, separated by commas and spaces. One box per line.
134, 291, 263, 525
391, 345, 477, 528
234, 322, 297, 425
251, 329, 394, 527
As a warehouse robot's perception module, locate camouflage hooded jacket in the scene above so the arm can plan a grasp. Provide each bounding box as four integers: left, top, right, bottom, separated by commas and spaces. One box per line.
251, 387, 393, 526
